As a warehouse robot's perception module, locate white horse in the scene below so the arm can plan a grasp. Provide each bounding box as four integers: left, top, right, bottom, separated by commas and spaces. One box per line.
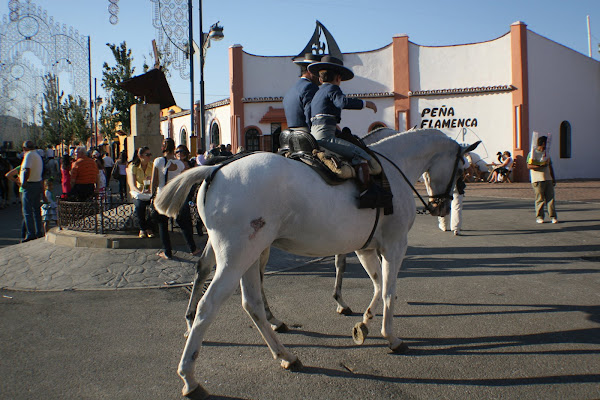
181, 128, 403, 333
155, 128, 478, 399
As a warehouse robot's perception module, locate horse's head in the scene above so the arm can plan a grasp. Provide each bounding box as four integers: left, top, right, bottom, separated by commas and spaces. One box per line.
423, 141, 481, 217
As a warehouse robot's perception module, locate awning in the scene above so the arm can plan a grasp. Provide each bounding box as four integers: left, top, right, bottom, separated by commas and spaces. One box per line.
118, 68, 176, 110
259, 107, 286, 124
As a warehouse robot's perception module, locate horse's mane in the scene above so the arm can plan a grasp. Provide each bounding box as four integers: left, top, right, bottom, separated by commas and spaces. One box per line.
368, 128, 449, 148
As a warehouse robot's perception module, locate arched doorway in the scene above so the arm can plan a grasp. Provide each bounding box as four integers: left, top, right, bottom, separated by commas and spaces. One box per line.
559, 121, 571, 158
210, 122, 220, 147
245, 128, 260, 151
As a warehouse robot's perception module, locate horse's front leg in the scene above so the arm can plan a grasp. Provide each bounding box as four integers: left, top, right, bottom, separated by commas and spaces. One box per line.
258, 247, 289, 332
380, 239, 409, 353
333, 253, 352, 315
351, 249, 382, 345
241, 258, 301, 370
185, 240, 215, 337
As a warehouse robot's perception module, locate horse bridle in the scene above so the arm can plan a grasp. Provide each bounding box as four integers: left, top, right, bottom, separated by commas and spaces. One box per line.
371, 144, 463, 215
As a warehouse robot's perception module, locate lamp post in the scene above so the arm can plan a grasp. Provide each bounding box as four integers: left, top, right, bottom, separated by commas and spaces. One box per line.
196, 12, 224, 153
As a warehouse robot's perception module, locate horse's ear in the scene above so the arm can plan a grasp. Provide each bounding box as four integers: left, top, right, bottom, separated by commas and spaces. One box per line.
462, 141, 481, 155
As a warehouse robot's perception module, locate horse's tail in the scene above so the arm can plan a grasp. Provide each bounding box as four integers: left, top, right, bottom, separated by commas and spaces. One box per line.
154, 165, 218, 218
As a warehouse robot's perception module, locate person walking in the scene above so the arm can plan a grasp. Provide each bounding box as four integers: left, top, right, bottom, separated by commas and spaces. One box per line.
19, 140, 44, 241
151, 138, 200, 260
438, 175, 466, 235
127, 147, 154, 238
60, 154, 72, 198
113, 151, 128, 201
103, 152, 115, 182
527, 135, 557, 224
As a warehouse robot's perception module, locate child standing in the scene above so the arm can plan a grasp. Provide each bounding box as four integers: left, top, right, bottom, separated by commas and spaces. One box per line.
41, 179, 58, 234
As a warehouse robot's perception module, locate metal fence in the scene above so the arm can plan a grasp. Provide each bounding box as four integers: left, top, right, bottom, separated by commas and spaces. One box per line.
57, 194, 203, 235
57, 195, 137, 234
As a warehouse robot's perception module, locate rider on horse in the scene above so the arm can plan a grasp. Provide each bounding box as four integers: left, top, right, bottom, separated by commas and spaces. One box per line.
308, 55, 380, 207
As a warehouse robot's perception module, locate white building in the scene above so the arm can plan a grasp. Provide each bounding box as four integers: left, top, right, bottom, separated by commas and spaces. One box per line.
163, 21, 600, 181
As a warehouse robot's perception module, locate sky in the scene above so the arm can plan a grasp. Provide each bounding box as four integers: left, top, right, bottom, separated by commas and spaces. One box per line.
3, 0, 600, 111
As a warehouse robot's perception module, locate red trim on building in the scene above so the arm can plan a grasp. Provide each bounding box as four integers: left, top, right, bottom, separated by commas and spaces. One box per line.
229, 45, 244, 153
392, 35, 410, 131
510, 22, 530, 182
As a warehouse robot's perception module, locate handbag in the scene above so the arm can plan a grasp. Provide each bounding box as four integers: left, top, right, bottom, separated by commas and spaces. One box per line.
130, 190, 152, 201
147, 200, 160, 222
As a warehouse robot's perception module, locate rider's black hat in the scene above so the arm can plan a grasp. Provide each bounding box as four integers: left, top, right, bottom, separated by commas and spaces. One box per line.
293, 53, 322, 66
307, 55, 354, 81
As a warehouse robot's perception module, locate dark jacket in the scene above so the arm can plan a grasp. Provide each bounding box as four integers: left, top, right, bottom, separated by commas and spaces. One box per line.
310, 83, 364, 123
283, 77, 319, 128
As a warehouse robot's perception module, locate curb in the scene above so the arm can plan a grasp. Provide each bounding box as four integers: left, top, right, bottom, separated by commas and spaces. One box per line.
45, 227, 189, 249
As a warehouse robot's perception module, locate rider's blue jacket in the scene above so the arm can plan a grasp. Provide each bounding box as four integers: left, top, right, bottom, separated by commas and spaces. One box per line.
283, 77, 319, 128
310, 83, 364, 124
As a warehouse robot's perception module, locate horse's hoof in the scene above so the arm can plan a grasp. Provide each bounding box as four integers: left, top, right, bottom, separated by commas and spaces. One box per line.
390, 340, 409, 354
273, 323, 289, 333
337, 307, 353, 316
352, 322, 369, 345
183, 384, 210, 399
281, 358, 303, 371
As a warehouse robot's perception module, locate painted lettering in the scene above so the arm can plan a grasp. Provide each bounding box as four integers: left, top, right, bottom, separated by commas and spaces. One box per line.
431, 108, 438, 117
471, 118, 478, 127
442, 119, 451, 128
439, 105, 447, 117
448, 107, 455, 116
421, 108, 431, 117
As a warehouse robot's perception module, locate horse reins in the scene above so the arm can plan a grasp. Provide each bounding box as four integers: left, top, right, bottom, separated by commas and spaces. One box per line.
370, 145, 463, 215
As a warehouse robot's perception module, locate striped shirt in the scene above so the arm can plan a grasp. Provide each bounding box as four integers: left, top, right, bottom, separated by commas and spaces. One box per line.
71, 156, 99, 185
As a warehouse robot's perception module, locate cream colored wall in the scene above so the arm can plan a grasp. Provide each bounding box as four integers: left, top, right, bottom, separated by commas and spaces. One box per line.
527, 31, 600, 179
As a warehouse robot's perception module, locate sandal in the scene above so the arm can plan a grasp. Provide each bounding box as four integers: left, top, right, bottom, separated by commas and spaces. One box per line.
156, 251, 172, 260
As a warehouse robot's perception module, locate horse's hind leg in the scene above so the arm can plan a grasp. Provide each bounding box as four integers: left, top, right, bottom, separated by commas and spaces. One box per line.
352, 249, 382, 345
259, 247, 288, 332
241, 258, 301, 370
185, 240, 215, 336
333, 253, 352, 315
178, 258, 250, 398
380, 239, 409, 353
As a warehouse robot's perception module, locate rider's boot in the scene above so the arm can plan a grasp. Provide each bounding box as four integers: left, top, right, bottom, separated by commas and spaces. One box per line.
356, 161, 379, 209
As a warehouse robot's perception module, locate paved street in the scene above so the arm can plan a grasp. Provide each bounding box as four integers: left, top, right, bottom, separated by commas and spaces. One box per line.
0, 181, 599, 399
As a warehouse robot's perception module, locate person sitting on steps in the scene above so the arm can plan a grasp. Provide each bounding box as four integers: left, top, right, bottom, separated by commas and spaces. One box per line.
308, 55, 383, 208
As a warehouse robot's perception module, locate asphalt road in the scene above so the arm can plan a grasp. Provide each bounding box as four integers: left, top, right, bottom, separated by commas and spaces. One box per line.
1, 192, 599, 399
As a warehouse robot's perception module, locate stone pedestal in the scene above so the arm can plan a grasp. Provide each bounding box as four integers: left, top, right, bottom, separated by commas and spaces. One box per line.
128, 104, 164, 162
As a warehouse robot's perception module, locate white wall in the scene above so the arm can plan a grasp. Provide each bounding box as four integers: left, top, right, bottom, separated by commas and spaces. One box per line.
408, 36, 514, 164
527, 31, 600, 179
243, 53, 297, 98
410, 34, 512, 91
342, 45, 394, 94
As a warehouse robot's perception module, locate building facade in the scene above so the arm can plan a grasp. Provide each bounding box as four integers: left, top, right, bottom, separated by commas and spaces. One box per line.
163, 21, 600, 181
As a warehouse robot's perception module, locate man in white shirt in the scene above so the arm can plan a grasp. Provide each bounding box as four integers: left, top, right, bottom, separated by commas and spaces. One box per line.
102, 152, 115, 182
20, 140, 44, 241
527, 135, 557, 224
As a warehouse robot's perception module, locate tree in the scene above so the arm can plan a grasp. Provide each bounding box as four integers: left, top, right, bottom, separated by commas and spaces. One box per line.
40, 73, 65, 147
63, 95, 90, 145
101, 42, 141, 135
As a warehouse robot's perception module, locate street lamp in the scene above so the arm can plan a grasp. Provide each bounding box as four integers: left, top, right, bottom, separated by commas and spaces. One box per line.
195, 17, 224, 153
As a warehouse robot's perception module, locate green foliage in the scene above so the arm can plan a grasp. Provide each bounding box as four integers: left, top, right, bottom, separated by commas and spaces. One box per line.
40, 74, 64, 146
101, 42, 141, 135
64, 95, 90, 145
39, 74, 90, 147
